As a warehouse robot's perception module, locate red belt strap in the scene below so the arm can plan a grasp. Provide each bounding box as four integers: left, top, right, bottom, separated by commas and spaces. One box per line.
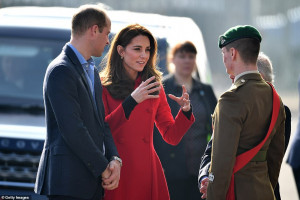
226, 83, 281, 200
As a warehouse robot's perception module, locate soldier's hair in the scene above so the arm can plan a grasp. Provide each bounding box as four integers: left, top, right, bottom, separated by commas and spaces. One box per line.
225, 38, 260, 65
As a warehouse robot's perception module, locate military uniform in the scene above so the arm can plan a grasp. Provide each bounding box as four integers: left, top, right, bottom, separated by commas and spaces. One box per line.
207, 73, 285, 200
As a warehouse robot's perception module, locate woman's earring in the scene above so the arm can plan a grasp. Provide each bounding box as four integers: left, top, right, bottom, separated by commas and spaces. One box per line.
121, 56, 124, 60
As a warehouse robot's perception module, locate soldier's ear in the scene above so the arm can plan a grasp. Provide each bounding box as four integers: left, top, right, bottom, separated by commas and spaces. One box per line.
230, 48, 237, 60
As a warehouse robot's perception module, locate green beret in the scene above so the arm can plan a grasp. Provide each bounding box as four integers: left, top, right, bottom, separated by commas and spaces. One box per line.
218, 25, 262, 48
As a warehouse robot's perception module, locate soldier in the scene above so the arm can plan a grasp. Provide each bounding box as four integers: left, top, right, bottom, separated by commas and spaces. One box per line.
201, 25, 286, 200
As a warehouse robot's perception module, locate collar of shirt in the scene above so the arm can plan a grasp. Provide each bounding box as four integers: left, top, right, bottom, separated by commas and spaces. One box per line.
67, 43, 95, 72
68, 43, 95, 101
234, 70, 259, 83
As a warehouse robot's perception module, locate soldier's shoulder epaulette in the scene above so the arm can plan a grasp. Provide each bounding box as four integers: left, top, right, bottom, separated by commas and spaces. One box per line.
229, 78, 247, 91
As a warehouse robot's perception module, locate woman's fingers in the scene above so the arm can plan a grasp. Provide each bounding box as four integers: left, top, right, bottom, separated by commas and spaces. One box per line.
168, 86, 191, 111
141, 76, 156, 86
131, 77, 160, 103
147, 85, 161, 94
168, 94, 178, 101
182, 85, 187, 94
145, 81, 160, 90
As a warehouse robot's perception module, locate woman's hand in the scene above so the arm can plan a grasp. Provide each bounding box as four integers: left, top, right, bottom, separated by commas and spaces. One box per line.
131, 76, 161, 103
168, 85, 191, 112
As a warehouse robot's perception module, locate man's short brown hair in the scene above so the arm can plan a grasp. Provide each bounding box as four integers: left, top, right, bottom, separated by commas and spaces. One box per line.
72, 4, 109, 36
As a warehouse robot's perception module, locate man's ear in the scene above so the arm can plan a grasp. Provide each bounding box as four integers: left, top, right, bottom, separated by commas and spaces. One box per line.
117, 45, 124, 57
230, 48, 237, 60
89, 24, 99, 36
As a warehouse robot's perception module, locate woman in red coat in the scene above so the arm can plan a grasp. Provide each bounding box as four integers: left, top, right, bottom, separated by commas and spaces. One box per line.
100, 24, 195, 200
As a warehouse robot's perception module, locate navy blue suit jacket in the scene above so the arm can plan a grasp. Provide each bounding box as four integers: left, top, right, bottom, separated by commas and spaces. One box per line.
34, 44, 119, 198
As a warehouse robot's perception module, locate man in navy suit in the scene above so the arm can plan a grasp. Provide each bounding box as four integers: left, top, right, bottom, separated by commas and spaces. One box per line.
34, 4, 121, 200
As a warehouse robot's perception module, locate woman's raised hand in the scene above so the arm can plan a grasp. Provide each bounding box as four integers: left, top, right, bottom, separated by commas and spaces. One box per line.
131, 76, 161, 103
168, 85, 191, 112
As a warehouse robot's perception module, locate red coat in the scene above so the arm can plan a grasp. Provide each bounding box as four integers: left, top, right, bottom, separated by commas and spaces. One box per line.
102, 78, 195, 200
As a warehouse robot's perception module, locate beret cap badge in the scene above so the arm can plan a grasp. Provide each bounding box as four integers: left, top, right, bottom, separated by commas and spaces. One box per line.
218, 25, 262, 48
220, 36, 226, 46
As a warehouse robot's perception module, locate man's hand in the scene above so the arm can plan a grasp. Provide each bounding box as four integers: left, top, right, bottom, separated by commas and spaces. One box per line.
229, 74, 235, 83
102, 160, 121, 190
168, 85, 191, 112
200, 177, 209, 199
101, 165, 111, 179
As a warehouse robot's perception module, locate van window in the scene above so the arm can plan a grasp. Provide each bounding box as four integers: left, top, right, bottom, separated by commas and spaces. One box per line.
0, 37, 65, 105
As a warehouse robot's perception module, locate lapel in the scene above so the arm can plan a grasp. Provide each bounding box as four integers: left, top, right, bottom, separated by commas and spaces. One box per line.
195, 81, 212, 113
166, 74, 181, 96
64, 44, 102, 125
93, 68, 104, 123
165, 75, 181, 111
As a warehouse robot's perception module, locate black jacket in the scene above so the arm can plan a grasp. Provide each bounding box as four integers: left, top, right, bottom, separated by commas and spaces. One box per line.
154, 74, 217, 179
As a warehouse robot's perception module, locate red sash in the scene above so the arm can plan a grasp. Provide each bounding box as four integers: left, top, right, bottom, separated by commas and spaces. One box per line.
226, 83, 281, 200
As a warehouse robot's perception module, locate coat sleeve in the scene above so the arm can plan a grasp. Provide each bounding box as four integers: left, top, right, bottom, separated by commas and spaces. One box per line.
198, 138, 212, 185
207, 91, 244, 200
155, 86, 195, 146
98, 88, 120, 160
47, 66, 108, 178
198, 86, 217, 187
102, 87, 129, 134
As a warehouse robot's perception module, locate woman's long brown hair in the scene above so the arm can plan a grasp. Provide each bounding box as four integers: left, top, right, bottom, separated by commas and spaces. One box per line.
100, 24, 162, 99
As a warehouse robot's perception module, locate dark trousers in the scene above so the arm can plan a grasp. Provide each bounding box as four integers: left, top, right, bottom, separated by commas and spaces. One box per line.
292, 167, 300, 199
167, 175, 202, 200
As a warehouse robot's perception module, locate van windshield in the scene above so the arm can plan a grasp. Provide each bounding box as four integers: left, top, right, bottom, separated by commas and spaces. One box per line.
0, 36, 168, 108
0, 37, 65, 107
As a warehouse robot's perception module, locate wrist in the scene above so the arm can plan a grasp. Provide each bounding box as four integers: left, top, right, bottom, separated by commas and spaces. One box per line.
182, 104, 192, 119
182, 105, 191, 112
110, 156, 122, 167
